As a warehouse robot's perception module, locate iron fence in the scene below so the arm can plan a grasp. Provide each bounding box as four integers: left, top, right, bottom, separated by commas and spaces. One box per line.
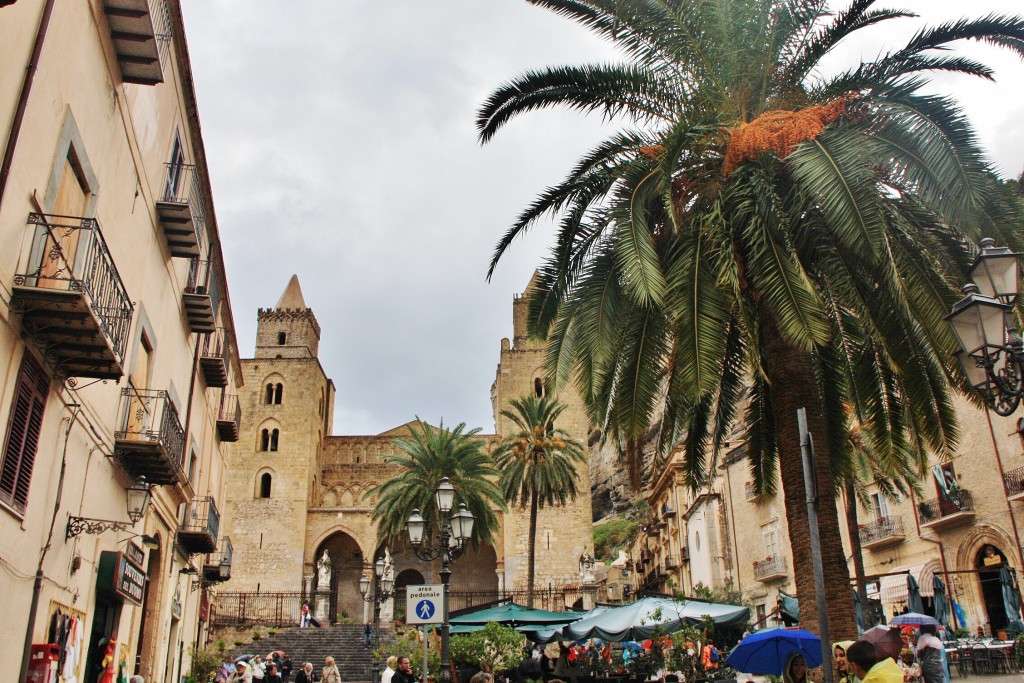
213, 591, 309, 629
858, 515, 905, 545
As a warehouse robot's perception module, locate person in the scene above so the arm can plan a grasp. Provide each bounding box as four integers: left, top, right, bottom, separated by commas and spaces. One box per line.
322, 657, 341, 683
915, 624, 948, 683
470, 673, 494, 683
783, 653, 808, 683
236, 661, 254, 683
702, 639, 720, 671
216, 658, 237, 683
381, 656, 398, 683
299, 604, 321, 628
364, 622, 373, 649
295, 663, 316, 683
393, 657, 416, 683
280, 654, 293, 683
833, 641, 854, 683
130, 677, 144, 683
846, 641, 903, 683
266, 664, 283, 683
252, 656, 266, 680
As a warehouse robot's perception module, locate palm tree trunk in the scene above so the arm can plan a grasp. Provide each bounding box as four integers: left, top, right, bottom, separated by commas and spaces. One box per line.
528, 489, 538, 608
761, 314, 858, 643
845, 479, 869, 625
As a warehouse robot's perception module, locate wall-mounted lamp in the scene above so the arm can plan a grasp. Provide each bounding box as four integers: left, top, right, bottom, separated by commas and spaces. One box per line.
66, 478, 152, 540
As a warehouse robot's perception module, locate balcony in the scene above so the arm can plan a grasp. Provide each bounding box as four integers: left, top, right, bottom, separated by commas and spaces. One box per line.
157, 163, 205, 258
919, 491, 975, 529
113, 388, 186, 486
203, 536, 233, 583
12, 214, 133, 380
183, 258, 219, 333
664, 554, 679, 570
681, 547, 690, 563
859, 516, 906, 550
199, 327, 230, 387
754, 554, 788, 582
216, 394, 241, 442
103, 0, 170, 85
1005, 466, 1024, 502
178, 497, 220, 555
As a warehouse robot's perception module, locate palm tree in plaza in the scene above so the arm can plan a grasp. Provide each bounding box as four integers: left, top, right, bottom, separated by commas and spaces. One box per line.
493, 395, 586, 606
368, 419, 506, 549
477, 0, 1024, 639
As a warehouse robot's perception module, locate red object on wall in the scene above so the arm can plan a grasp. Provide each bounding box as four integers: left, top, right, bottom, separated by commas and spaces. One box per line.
25, 644, 59, 683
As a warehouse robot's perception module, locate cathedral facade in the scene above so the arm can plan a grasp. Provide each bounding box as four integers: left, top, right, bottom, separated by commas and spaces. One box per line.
222, 276, 594, 622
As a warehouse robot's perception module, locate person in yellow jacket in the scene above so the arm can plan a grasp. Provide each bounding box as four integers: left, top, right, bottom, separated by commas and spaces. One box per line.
833, 640, 855, 683
846, 641, 904, 683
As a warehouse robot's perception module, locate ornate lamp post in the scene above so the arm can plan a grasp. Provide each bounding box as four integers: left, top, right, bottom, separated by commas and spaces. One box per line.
361, 555, 395, 683
948, 238, 1024, 415
406, 477, 475, 683
66, 477, 152, 539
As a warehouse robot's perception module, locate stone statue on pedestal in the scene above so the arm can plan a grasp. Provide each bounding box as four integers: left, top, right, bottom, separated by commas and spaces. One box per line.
317, 549, 332, 588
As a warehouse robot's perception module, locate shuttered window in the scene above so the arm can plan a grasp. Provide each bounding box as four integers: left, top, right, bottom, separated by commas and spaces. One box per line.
0, 354, 49, 513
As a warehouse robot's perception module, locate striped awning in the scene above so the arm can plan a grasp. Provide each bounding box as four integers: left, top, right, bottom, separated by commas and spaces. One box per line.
879, 561, 940, 603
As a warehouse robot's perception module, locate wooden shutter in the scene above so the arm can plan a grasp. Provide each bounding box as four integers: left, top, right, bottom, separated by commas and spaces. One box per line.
0, 354, 49, 512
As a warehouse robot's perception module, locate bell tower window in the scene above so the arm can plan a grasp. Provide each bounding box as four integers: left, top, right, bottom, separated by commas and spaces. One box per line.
259, 473, 272, 498
278, 332, 286, 345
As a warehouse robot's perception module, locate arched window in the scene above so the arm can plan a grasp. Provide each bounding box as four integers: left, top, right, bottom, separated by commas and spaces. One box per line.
260, 429, 270, 452
274, 383, 283, 404
534, 377, 546, 398
270, 429, 279, 451
278, 332, 286, 345
265, 383, 274, 404
259, 473, 272, 498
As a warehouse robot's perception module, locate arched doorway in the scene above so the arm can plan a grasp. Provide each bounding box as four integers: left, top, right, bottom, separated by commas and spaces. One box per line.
313, 531, 365, 624
393, 569, 425, 622
976, 544, 1010, 632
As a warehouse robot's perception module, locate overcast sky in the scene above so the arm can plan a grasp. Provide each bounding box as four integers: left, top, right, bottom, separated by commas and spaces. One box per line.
179, 1, 1024, 437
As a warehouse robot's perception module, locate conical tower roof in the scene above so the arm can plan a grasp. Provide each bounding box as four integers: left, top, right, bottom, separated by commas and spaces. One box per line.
275, 274, 307, 310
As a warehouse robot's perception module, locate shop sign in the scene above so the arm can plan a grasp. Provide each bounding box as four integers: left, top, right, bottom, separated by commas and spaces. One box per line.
124, 541, 145, 567
115, 553, 146, 605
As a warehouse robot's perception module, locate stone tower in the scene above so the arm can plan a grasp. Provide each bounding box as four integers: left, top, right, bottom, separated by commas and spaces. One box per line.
223, 275, 335, 592
491, 274, 595, 591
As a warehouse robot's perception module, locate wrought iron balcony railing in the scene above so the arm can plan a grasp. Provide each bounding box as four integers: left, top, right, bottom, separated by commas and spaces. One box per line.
12, 213, 133, 380
1005, 466, 1024, 499
203, 536, 233, 583
858, 515, 906, 547
102, 0, 172, 85
919, 491, 975, 525
199, 327, 230, 387
754, 554, 787, 580
178, 496, 220, 554
157, 162, 205, 258
216, 393, 241, 442
113, 388, 186, 485
183, 258, 220, 333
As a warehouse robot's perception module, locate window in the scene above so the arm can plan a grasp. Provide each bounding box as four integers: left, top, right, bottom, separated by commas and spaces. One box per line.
278, 332, 286, 345
163, 133, 185, 201
274, 383, 282, 404
870, 493, 891, 520
260, 429, 269, 452
755, 603, 767, 625
270, 429, 279, 451
763, 528, 779, 558
265, 384, 274, 404
259, 473, 272, 498
0, 354, 49, 513
534, 377, 545, 398
187, 452, 198, 485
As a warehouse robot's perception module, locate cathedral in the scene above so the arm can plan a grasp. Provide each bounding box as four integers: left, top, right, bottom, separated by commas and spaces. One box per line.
222, 276, 595, 622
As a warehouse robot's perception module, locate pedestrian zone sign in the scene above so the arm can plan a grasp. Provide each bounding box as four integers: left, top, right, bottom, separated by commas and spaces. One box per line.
406, 584, 443, 625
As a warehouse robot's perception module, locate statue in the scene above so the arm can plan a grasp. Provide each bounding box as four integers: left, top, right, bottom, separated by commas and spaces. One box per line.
317, 549, 332, 588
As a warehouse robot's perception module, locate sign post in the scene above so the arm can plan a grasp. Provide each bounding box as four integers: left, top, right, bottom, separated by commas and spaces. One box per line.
406, 584, 443, 625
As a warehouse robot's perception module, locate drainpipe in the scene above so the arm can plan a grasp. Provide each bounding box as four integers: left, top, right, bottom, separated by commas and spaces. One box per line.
0, 0, 57, 211
983, 408, 1024, 569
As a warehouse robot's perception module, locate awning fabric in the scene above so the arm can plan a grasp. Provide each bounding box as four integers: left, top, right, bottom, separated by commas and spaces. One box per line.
560, 596, 749, 642
879, 562, 938, 603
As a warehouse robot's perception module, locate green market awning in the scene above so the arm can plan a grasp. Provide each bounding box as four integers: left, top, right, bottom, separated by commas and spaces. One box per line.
450, 602, 583, 627
561, 596, 749, 642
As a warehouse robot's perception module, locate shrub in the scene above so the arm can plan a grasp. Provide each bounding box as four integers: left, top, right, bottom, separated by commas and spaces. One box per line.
448, 622, 525, 673
187, 646, 222, 683
252, 630, 263, 641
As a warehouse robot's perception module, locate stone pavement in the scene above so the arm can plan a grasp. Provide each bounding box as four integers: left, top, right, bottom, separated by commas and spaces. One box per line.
955, 676, 1023, 683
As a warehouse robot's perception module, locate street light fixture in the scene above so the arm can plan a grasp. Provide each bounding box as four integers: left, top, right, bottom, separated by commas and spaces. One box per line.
360, 552, 395, 680
948, 238, 1024, 415
66, 477, 152, 540
406, 478, 474, 683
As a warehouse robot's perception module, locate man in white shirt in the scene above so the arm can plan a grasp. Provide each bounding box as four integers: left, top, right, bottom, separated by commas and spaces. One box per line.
381, 656, 398, 683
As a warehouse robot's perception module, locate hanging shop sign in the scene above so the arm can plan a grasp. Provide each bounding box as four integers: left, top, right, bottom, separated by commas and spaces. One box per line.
97, 550, 146, 606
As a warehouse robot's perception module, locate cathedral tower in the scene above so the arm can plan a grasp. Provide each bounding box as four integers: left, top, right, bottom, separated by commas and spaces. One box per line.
223, 275, 335, 592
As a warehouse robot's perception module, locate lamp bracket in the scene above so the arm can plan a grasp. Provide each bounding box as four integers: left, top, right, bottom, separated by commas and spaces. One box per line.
66, 516, 136, 541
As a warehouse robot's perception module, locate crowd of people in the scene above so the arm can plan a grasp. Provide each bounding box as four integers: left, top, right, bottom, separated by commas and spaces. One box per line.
217, 651, 294, 683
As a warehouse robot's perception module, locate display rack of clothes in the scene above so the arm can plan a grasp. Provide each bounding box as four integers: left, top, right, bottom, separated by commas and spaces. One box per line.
47, 602, 86, 683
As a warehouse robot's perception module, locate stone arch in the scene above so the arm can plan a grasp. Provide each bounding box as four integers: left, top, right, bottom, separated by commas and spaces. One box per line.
262, 372, 286, 404
954, 524, 1018, 634
320, 486, 338, 508
340, 488, 354, 507
310, 527, 369, 623
257, 418, 282, 452
255, 467, 276, 498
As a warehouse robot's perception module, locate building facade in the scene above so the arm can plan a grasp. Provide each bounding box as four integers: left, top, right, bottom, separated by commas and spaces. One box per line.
628, 394, 1024, 636
221, 275, 595, 625
0, 1, 241, 681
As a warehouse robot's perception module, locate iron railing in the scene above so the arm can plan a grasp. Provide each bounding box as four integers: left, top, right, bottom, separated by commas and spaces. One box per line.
218, 393, 241, 424
664, 554, 679, 570
1005, 466, 1024, 497
16, 213, 133, 364
149, 0, 173, 69
204, 536, 233, 582
919, 491, 974, 523
754, 554, 787, 580
212, 591, 307, 629
115, 388, 186, 468
186, 257, 220, 306
161, 162, 206, 248
201, 326, 230, 363
180, 496, 220, 541
859, 516, 906, 545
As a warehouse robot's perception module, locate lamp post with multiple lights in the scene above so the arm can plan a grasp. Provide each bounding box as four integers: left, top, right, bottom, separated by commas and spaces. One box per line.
947, 238, 1024, 415
406, 477, 475, 683
360, 553, 395, 682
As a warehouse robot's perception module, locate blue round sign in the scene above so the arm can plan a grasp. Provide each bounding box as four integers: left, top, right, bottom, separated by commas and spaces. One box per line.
416, 599, 435, 620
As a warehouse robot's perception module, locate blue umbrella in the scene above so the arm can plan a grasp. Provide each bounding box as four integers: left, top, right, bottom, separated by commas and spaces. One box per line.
726, 627, 823, 675
891, 612, 939, 627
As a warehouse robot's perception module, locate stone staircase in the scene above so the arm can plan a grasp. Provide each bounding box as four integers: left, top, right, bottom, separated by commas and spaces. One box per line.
229, 625, 395, 682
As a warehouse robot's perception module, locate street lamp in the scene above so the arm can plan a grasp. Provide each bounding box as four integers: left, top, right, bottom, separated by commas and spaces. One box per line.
66, 477, 152, 539
360, 553, 395, 681
406, 478, 474, 683
948, 238, 1024, 415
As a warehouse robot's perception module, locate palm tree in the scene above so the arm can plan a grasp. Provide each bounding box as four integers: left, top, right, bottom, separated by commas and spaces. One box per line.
493, 395, 586, 606
477, 0, 1024, 640
368, 419, 506, 549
